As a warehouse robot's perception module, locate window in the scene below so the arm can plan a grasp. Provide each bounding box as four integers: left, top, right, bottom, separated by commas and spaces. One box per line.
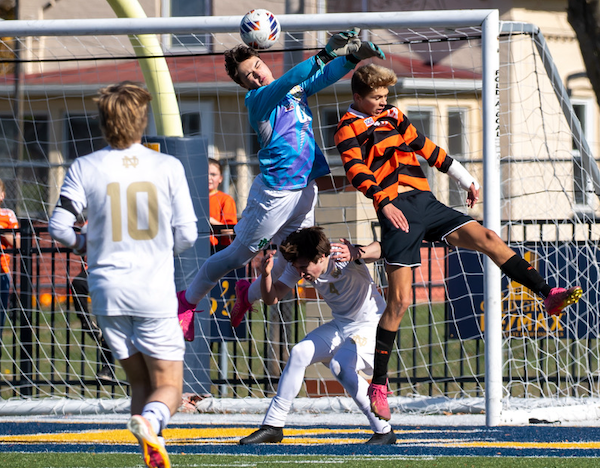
0, 115, 49, 214
320, 108, 342, 159
179, 100, 214, 154
0, 115, 48, 162
167, 0, 211, 51
64, 115, 105, 160
571, 100, 594, 210
447, 109, 467, 208
407, 108, 435, 190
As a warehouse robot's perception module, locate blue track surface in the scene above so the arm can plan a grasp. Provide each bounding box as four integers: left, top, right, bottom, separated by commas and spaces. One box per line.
2, 421, 600, 457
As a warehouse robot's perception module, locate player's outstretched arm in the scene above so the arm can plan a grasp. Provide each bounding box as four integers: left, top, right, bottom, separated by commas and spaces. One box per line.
260, 251, 292, 305
331, 239, 382, 263
446, 159, 480, 208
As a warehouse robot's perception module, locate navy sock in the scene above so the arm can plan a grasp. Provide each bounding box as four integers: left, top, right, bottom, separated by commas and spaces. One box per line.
500, 254, 551, 298
372, 326, 397, 385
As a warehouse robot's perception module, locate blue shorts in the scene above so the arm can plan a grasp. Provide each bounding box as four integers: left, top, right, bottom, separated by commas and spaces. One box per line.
377, 190, 475, 267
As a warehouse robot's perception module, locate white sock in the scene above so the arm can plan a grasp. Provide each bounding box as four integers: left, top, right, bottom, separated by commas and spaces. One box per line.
262, 395, 292, 427
141, 401, 171, 435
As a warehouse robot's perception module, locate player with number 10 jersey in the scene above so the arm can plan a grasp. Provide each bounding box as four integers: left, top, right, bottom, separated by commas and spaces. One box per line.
56, 144, 197, 317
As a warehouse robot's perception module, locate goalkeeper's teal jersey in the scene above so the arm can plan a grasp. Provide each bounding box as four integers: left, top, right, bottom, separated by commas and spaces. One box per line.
245, 55, 355, 190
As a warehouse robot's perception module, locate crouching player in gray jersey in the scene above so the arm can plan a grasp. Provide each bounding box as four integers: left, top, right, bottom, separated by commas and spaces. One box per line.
237, 227, 396, 445
49, 82, 198, 468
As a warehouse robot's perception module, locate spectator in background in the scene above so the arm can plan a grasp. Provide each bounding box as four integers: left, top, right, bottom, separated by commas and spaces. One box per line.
208, 158, 237, 253
0, 179, 19, 345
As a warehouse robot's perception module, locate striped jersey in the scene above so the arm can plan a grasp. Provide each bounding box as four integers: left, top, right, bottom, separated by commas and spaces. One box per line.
334, 104, 454, 211
246, 55, 356, 190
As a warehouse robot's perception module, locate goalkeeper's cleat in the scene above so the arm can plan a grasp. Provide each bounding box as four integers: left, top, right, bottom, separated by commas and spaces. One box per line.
230, 279, 252, 328
127, 415, 171, 468
177, 290, 196, 342
367, 381, 392, 421
365, 429, 397, 445
543, 286, 583, 316
239, 425, 284, 445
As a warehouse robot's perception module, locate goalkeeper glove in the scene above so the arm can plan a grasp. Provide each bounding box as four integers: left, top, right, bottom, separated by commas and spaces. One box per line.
316, 27, 361, 65
349, 41, 386, 64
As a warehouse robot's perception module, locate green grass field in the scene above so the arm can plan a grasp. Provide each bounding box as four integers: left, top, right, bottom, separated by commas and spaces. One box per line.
1, 453, 598, 468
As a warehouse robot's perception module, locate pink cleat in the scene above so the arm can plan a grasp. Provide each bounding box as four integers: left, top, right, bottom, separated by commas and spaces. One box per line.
544, 286, 583, 316
177, 290, 196, 341
367, 381, 392, 421
127, 414, 171, 468
230, 279, 252, 328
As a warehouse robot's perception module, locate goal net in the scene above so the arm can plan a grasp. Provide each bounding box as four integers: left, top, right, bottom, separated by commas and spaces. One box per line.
0, 11, 598, 425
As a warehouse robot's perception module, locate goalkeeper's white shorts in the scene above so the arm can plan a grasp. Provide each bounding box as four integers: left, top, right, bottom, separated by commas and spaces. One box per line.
234, 175, 317, 253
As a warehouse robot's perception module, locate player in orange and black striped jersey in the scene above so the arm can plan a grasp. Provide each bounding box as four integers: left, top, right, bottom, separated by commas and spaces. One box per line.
334, 63, 583, 422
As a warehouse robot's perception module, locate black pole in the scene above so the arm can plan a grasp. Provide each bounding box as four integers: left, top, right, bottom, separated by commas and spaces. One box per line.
18, 218, 33, 396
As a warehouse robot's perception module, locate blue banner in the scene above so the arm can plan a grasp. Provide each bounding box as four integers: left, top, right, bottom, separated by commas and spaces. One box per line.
208, 267, 248, 342
447, 245, 594, 340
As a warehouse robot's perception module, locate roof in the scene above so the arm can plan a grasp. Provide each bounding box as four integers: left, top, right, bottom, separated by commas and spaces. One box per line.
7, 50, 480, 89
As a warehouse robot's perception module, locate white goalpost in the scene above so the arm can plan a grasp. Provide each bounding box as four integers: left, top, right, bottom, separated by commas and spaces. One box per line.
0, 10, 597, 427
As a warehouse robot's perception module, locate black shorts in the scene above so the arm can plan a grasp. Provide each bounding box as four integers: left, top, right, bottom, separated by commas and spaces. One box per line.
377, 190, 475, 267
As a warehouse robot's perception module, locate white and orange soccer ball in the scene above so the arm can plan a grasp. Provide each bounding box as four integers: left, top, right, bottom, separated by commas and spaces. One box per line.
239, 9, 281, 50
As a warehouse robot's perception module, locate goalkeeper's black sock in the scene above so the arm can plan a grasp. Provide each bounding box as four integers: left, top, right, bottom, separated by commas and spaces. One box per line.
372, 326, 397, 385
500, 254, 552, 298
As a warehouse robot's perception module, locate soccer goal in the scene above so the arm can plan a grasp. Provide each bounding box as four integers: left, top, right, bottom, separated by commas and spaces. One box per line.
0, 10, 597, 427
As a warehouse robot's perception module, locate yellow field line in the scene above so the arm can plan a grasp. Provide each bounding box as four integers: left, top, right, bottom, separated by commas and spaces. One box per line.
1, 427, 599, 450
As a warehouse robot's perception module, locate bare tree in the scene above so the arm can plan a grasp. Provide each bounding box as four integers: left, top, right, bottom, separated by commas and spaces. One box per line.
568, 0, 600, 108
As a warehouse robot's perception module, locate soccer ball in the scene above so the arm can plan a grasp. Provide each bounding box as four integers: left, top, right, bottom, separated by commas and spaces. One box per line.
239, 9, 281, 50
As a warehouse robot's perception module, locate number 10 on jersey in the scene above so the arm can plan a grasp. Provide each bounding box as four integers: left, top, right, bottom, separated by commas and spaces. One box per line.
107, 181, 159, 241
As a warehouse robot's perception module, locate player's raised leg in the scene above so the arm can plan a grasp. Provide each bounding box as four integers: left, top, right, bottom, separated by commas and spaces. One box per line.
445, 222, 583, 316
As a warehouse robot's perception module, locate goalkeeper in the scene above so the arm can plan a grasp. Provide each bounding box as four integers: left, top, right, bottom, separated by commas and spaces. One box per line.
176, 29, 386, 331
334, 63, 583, 422
237, 227, 396, 446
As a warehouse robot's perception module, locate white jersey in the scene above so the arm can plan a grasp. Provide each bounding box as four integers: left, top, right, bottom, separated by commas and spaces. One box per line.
58, 144, 197, 317
279, 257, 385, 322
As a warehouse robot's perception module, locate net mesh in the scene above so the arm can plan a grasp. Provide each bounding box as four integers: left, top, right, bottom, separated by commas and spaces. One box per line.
0, 16, 596, 419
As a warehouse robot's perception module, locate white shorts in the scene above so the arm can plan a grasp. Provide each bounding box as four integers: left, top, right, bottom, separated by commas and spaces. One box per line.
234, 175, 317, 252
96, 315, 185, 361
305, 315, 379, 372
